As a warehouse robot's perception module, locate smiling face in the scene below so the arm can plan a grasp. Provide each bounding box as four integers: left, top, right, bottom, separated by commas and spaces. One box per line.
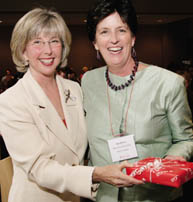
23, 32, 63, 79
94, 12, 135, 72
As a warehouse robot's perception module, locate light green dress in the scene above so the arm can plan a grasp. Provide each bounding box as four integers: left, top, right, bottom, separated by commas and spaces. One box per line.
81, 64, 193, 202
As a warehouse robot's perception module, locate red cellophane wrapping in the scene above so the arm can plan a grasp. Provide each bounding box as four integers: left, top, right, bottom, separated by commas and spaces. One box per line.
126, 157, 193, 188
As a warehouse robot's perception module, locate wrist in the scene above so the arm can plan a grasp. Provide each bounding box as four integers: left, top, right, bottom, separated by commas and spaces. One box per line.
92, 166, 103, 183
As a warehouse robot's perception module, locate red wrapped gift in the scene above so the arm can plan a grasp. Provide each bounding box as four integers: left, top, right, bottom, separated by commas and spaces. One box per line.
126, 157, 193, 188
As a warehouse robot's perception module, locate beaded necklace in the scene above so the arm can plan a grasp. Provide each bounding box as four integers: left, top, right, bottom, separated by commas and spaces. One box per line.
105, 60, 139, 91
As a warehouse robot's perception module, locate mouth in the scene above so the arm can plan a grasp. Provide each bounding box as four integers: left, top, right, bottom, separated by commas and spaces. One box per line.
39, 58, 54, 66
108, 47, 123, 53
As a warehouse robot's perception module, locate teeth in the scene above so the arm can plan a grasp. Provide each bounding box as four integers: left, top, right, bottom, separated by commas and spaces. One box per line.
40, 59, 53, 64
108, 47, 122, 51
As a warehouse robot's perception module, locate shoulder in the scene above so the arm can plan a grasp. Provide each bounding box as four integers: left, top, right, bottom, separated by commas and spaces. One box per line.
150, 65, 180, 76
0, 78, 29, 123
81, 66, 106, 85
0, 79, 23, 104
149, 66, 186, 101
146, 65, 184, 85
137, 64, 186, 100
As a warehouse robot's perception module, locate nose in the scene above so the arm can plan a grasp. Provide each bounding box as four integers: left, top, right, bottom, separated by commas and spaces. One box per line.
43, 42, 52, 54
110, 32, 119, 44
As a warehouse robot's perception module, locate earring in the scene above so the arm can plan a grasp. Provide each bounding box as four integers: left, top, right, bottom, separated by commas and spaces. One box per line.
131, 46, 137, 60
96, 50, 101, 60
131, 46, 139, 67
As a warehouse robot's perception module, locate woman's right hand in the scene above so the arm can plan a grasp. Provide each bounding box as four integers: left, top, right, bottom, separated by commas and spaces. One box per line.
92, 161, 144, 187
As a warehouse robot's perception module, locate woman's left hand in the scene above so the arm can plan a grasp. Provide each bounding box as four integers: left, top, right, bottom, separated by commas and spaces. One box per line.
164, 155, 186, 161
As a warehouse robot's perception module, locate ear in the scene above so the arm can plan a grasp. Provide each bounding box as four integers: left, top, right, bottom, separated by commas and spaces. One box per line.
22, 50, 29, 61
22, 50, 30, 67
93, 41, 99, 51
132, 36, 136, 47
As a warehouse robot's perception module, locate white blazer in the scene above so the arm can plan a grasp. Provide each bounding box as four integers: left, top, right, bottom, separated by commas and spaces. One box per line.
0, 70, 94, 202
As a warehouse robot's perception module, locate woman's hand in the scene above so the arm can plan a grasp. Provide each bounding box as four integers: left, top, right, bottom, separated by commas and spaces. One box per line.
164, 155, 186, 161
92, 161, 144, 187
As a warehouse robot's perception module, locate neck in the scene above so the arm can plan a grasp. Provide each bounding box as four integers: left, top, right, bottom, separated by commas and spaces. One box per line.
105, 60, 138, 91
108, 59, 135, 77
30, 69, 57, 90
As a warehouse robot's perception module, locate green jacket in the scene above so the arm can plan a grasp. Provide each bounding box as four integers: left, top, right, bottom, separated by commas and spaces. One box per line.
82, 64, 193, 202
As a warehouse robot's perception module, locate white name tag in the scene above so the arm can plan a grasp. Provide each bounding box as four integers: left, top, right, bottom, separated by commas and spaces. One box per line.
108, 134, 138, 162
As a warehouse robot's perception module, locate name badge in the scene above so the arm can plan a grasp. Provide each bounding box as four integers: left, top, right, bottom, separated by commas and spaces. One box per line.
108, 134, 138, 162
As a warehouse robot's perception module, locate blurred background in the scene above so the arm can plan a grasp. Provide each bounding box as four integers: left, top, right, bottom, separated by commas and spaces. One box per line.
0, 0, 193, 86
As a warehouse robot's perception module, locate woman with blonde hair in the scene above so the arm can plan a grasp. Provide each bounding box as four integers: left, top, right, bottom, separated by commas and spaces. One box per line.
0, 7, 142, 202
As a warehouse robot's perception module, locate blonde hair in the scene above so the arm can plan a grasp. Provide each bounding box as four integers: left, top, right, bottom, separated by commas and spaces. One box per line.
10, 7, 72, 72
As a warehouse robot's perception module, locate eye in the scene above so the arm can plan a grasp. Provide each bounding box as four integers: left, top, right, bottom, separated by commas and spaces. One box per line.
119, 28, 126, 33
99, 30, 108, 35
31, 40, 42, 46
33, 40, 42, 44
50, 39, 60, 44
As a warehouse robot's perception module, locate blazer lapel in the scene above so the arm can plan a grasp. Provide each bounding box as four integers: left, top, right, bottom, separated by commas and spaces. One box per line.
56, 76, 72, 132
21, 70, 77, 155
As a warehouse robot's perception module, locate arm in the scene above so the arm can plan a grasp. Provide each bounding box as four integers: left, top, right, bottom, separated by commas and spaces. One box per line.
165, 76, 193, 160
